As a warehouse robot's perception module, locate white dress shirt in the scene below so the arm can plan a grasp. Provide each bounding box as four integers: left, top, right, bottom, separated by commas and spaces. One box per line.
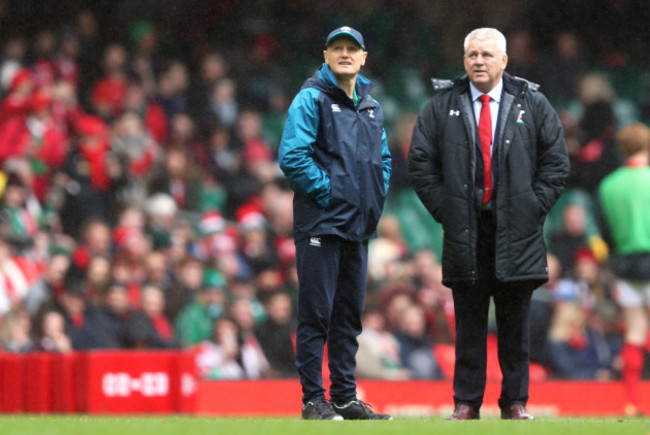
469, 80, 503, 155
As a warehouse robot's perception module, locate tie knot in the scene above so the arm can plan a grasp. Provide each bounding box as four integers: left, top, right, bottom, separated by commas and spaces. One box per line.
479, 94, 491, 104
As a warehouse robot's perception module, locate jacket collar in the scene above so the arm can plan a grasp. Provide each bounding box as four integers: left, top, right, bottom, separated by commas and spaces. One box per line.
317, 63, 375, 98
433, 72, 537, 96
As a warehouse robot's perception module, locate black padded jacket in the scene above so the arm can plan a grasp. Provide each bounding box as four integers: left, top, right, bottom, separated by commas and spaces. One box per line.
408, 72, 569, 289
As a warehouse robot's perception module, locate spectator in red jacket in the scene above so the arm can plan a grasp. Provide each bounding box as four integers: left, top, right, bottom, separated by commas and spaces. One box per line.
90, 44, 129, 119
57, 115, 116, 236
0, 68, 34, 121
0, 88, 68, 201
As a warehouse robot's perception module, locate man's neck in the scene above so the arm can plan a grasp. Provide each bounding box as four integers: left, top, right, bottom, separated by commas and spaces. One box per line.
469, 79, 503, 101
626, 153, 649, 167
335, 75, 357, 98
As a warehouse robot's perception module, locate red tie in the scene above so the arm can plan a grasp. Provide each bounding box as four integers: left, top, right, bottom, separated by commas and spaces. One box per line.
478, 94, 493, 204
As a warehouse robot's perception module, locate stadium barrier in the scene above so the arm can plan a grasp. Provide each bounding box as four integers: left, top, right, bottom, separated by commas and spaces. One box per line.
0, 351, 647, 416
0, 351, 197, 414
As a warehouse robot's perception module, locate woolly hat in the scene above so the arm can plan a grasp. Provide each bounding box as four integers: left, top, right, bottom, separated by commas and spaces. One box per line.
274, 235, 296, 266
112, 226, 142, 249
8, 68, 32, 93
243, 139, 272, 163
202, 268, 226, 290
28, 89, 52, 112
145, 193, 178, 218
130, 20, 156, 44
198, 210, 226, 236
75, 114, 108, 138
574, 247, 598, 265
235, 203, 266, 231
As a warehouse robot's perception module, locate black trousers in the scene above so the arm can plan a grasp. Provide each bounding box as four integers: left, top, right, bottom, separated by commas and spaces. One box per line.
294, 235, 367, 404
451, 211, 533, 411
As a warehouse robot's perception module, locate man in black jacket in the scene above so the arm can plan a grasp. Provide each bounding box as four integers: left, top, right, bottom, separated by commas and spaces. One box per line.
408, 28, 569, 420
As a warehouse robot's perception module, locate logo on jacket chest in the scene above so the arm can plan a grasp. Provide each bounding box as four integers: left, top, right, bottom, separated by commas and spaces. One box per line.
449, 109, 460, 116
331, 104, 341, 112
517, 110, 526, 124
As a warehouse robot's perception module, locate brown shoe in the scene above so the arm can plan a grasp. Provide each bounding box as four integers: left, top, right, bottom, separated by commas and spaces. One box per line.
447, 404, 480, 420
501, 404, 534, 420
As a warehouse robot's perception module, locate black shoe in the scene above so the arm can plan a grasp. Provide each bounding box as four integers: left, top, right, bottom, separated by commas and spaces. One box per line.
332, 400, 393, 420
448, 403, 480, 420
501, 404, 534, 420
302, 399, 344, 420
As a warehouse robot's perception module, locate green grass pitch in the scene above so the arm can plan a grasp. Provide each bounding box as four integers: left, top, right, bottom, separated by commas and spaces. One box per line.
0, 416, 648, 435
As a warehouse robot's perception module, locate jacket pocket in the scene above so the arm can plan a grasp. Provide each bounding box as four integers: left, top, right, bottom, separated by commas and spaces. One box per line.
509, 190, 543, 237
327, 173, 347, 210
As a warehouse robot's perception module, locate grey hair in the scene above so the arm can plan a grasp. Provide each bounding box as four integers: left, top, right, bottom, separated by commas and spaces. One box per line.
464, 28, 507, 54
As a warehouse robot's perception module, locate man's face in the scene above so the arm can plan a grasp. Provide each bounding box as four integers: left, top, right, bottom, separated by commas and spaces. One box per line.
464, 38, 508, 93
323, 38, 367, 79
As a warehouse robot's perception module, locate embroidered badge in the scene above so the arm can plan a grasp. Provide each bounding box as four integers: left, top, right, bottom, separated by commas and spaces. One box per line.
517, 110, 526, 124
309, 237, 322, 247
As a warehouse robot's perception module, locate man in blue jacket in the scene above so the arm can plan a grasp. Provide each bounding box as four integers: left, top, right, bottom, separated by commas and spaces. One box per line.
279, 26, 392, 421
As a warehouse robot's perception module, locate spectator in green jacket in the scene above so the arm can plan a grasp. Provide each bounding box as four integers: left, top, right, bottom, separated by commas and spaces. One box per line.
174, 268, 226, 346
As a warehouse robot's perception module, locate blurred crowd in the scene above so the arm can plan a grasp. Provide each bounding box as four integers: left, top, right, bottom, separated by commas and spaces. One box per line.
0, 1, 649, 382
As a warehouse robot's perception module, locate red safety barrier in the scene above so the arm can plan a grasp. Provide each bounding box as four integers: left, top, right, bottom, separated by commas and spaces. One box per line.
51, 352, 84, 413
172, 350, 199, 414
0, 353, 25, 412
24, 353, 54, 413
194, 379, 650, 417
0, 350, 198, 414
82, 351, 182, 414
195, 380, 302, 416
1, 351, 649, 416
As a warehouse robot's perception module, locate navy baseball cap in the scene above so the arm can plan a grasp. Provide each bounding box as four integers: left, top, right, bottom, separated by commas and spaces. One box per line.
325, 26, 365, 50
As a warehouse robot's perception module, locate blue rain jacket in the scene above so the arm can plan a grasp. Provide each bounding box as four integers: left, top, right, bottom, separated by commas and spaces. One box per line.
279, 63, 391, 242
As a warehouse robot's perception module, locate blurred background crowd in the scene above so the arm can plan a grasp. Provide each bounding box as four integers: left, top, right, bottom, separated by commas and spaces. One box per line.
0, 0, 649, 382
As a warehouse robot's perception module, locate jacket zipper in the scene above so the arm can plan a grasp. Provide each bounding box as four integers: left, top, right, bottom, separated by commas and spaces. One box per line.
357, 105, 365, 235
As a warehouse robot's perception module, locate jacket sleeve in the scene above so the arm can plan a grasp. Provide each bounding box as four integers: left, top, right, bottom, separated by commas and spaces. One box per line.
278, 88, 330, 208
532, 93, 570, 214
381, 128, 391, 193
407, 101, 444, 222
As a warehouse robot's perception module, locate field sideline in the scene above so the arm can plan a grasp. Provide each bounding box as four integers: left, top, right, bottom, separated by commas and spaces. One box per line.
0, 416, 648, 435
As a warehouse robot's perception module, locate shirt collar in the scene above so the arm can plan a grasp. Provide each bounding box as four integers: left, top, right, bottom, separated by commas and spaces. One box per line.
470, 79, 503, 103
